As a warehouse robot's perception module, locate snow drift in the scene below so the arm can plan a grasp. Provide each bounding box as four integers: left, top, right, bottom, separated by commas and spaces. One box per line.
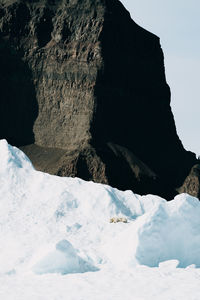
0, 139, 200, 276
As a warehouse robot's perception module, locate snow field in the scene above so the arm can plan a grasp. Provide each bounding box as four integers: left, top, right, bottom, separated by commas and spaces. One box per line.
1, 139, 200, 299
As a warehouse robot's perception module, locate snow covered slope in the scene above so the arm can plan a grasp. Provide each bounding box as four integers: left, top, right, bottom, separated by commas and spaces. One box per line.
1, 139, 200, 300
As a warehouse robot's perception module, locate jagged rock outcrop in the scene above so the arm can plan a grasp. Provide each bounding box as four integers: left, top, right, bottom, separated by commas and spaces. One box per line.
177, 164, 200, 199
0, 0, 198, 199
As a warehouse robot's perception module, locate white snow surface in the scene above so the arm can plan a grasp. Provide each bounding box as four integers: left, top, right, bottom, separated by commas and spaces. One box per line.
1, 139, 200, 299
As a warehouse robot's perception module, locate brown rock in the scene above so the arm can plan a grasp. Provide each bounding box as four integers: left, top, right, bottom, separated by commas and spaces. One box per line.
0, 0, 198, 199
177, 164, 200, 198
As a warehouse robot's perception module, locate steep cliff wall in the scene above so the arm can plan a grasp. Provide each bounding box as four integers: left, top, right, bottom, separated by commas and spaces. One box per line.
0, 0, 198, 199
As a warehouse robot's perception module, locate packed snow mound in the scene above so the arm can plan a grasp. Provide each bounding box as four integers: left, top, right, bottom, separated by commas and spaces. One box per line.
104, 195, 200, 268
32, 240, 98, 275
1, 140, 200, 276
0, 139, 33, 174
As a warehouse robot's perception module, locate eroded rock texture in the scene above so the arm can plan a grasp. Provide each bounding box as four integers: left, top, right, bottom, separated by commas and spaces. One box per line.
0, 0, 198, 199
177, 164, 200, 199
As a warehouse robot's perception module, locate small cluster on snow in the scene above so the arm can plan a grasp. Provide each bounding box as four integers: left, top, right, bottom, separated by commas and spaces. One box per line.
109, 217, 128, 223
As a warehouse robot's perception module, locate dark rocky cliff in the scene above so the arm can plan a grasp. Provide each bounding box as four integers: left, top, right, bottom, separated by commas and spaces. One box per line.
0, 0, 198, 199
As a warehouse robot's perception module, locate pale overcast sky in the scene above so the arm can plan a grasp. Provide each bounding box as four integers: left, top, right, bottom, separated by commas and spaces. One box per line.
121, 0, 200, 156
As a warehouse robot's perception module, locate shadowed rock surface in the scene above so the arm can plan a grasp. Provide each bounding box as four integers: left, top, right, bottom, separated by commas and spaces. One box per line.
177, 164, 200, 199
0, 0, 199, 199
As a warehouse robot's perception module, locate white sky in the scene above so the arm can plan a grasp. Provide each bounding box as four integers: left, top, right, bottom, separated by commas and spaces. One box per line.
121, 0, 200, 156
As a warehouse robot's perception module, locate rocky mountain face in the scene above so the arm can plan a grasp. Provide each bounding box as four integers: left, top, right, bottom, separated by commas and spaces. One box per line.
0, 0, 199, 199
